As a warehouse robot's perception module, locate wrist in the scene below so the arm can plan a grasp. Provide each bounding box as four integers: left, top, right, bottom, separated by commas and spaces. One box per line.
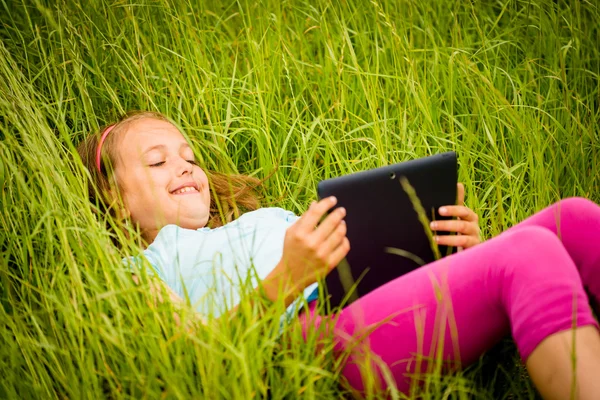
262, 262, 303, 307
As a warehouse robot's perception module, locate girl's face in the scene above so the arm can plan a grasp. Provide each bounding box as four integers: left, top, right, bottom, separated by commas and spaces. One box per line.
113, 118, 210, 243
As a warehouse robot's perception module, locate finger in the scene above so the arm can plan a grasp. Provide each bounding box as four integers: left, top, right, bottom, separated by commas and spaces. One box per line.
430, 220, 479, 236
321, 219, 347, 253
327, 237, 351, 270
434, 234, 479, 249
457, 182, 465, 206
438, 205, 478, 221
314, 206, 346, 242
298, 197, 337, 232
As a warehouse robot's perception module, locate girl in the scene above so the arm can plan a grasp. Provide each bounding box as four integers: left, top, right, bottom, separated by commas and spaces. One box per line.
77, 111, 600, 399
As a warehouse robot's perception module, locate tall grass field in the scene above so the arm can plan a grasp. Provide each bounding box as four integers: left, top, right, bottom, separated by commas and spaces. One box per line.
1, 0, 598, 398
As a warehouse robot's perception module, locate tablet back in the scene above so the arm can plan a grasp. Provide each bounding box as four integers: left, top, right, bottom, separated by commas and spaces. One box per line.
317, 151, 457, 309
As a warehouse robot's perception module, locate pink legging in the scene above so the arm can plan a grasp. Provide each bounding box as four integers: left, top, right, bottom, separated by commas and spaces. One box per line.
299, 197, 600, 394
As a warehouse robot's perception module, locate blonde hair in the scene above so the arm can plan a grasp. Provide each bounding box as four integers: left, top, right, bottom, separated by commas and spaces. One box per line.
76, 111, 261, 233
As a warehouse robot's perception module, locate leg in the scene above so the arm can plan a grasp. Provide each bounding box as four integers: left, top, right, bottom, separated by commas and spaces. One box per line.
504, 197, 600, 307
507, 199, 600, 399
299, 223, 600, 396
527, 326, 600, 400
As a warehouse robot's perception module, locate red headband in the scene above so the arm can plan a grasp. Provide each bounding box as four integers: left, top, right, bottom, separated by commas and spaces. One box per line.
95, 124, 116, 172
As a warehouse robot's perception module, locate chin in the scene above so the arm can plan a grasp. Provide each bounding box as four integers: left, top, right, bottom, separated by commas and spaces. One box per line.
179, 215, 209, 230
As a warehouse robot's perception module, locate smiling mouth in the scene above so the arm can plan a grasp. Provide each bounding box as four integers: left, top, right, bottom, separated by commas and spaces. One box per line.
171, 186, 199, 195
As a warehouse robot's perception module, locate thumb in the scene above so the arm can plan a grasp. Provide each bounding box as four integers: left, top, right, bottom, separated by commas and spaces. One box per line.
457, 182, 465, 206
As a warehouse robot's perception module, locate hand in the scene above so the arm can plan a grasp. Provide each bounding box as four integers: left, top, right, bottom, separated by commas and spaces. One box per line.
268, 197, 350, 299
429, 183, 480, 250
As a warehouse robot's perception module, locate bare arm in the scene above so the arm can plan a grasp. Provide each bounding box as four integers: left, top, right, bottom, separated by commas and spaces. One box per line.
131, 274, 206, 325
131, 274, 187, 306
131, 271, 299, 329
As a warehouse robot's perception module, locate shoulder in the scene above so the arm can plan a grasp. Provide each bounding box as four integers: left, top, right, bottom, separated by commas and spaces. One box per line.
143, 208, 299, 258
239, 207, 299, 224
142, 224, 199, 264
148, 223, 204, 250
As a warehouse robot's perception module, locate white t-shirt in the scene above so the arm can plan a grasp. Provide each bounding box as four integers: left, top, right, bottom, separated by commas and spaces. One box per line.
130, 207, 318, 317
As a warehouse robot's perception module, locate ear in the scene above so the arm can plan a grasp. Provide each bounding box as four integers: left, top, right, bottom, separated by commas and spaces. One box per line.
113, 195, 131, 222
116, 206, 131, 221
104, 187, 130, 221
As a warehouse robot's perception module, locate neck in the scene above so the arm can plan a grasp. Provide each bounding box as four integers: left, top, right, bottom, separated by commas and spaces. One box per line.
141, 229, 159, 247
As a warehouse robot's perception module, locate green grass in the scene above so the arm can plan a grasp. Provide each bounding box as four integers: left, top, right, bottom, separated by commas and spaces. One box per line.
0, 0, 598, 398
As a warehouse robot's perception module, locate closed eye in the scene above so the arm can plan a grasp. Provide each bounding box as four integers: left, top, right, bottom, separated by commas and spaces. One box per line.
149, 160, 196, 167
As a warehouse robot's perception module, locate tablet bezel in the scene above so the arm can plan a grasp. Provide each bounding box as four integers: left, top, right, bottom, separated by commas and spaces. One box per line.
316, 151, 458, 311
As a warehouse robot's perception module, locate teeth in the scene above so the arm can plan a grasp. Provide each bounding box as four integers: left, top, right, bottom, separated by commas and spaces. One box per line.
174, 186, 198, 194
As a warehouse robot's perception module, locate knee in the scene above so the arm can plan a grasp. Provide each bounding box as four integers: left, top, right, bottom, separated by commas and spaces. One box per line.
495, 227, 575, 289
502, 226, 562, 252
492, 226, 572, 301
557, 197, 599, 215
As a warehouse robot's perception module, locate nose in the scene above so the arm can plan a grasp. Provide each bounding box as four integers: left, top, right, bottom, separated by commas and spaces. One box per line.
175, 157, 193, 176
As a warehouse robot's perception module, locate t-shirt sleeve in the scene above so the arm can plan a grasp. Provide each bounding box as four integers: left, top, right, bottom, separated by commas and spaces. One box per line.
121, 248, 166, 281
270, 207, 300, 225
285, 211, 300, 224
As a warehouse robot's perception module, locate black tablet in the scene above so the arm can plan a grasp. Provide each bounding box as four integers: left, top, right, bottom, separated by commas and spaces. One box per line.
316, 151, 458, 311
